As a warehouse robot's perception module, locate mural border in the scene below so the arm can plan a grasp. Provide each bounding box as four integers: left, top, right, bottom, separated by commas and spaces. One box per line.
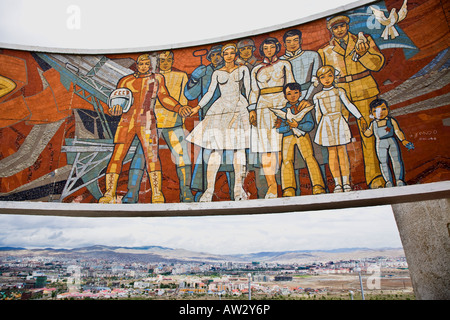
0, 181, 448, 217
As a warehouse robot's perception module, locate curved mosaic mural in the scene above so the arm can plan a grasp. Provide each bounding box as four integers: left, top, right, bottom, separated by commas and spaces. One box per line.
0, 0, 448, 205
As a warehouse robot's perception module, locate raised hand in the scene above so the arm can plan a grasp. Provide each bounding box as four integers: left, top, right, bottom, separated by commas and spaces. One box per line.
355, 37, 370, 56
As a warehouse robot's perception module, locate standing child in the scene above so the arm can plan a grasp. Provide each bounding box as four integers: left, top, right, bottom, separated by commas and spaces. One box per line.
313, 65, 368, 193
273, 83, 326, 196
363, 98, 414, 187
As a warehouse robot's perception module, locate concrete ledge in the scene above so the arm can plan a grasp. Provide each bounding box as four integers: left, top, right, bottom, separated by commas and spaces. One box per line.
0, 181, 448, 217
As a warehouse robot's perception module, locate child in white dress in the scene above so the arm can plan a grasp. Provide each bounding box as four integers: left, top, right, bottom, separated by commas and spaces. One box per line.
313, 65, 367, 192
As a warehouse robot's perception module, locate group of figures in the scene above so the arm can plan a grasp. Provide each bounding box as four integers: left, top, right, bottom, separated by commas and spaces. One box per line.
99, 14, 414, 204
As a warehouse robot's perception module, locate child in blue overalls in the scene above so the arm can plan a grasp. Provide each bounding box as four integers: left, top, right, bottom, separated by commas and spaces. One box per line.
363, 99, 414, 187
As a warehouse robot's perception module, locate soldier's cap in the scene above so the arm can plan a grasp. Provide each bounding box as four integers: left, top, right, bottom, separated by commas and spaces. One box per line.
237, 38, 256, 49
327, 15, 350, 30
207, 45, 223, 61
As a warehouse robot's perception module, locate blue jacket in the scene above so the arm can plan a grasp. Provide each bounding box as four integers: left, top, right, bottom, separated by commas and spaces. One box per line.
184, 62, 224, 118
276, 102, 314, 137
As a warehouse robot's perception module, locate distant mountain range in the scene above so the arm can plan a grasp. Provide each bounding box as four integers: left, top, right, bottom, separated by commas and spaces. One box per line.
0, 245, 405, 264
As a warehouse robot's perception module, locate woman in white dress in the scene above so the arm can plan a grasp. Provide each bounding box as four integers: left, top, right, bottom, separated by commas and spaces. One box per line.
248, 37, 295, 198
188, 43, 251, 202
313, 65, 368, 193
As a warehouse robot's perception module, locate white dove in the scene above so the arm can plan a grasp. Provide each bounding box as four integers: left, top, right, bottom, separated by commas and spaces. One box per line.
352, 32, 369, 61
370, 0, 408, 40
270, 106, 313, 137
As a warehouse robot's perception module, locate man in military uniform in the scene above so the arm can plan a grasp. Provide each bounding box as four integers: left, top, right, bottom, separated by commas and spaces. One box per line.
236, 38, 261, 71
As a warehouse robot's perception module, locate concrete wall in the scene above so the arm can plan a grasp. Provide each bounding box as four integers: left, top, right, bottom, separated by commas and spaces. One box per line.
392, 198, 450, 299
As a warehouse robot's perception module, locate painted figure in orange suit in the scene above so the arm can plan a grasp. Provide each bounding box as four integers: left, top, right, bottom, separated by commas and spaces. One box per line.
99, 53, 192, 204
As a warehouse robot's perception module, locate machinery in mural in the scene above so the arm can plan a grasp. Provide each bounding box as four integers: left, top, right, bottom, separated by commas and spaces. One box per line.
0, 0, 448, 205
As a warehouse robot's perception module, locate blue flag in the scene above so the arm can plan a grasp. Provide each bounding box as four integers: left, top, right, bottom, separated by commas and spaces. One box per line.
341, 1, 419, 60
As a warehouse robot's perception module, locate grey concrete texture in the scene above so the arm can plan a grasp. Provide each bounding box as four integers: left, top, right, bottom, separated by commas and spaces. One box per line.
392, 198, 450, 300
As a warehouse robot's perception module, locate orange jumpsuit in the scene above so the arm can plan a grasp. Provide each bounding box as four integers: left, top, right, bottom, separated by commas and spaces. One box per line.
107, 72, 182, 175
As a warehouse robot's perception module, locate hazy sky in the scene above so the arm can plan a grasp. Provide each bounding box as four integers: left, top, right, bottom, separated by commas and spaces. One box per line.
0, 0, 403, 254
0, 206, 401, 255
